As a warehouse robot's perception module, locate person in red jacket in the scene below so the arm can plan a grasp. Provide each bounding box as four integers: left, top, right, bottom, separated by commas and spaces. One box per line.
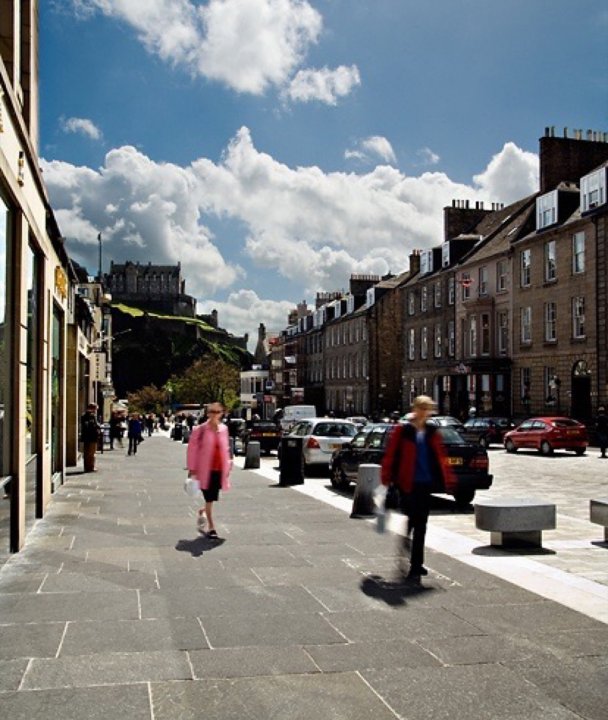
381, 395, 455, 581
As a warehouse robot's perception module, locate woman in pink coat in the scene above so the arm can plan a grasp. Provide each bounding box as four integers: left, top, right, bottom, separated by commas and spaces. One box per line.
186, 402, 232, 540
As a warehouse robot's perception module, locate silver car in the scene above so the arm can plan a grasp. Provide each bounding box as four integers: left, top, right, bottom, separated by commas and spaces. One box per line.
287, 418, 358, 472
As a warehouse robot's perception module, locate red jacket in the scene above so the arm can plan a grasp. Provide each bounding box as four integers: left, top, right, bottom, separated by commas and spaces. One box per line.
381, 423, 456, 494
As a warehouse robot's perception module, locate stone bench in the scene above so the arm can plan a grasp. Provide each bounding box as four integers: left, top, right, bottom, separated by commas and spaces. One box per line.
474, 497, 556, 548
590, 498, 608, 542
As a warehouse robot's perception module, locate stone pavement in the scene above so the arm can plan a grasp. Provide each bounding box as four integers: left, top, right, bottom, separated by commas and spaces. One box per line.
0, 435, 606, 719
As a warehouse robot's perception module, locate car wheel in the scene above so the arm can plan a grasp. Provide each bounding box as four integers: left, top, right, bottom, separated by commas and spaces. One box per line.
454, 489, 475, 507
505, 439, 517, 453
478, 435, 488, 449
540, 440, 553, 455
330, 464, 350, 491
574, 448, 586, 456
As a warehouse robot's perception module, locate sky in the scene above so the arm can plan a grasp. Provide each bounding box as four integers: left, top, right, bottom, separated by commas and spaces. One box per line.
39, 0, 608, 346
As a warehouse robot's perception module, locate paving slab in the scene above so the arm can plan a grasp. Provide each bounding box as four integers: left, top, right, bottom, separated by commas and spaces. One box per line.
0, 684, 152, 720
0, 622, 65, 660
21, 650, 191, 689
60, 618, 207, 655
150, 673, 399, 720
188, 646, 318, 679
0, 658, 29, 691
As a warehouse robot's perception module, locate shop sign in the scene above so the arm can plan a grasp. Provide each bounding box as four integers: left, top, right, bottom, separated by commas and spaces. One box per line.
92, 350, 106, 382
54, 266, 68, 299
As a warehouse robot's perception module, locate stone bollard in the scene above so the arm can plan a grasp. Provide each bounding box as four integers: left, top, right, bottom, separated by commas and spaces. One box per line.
351, 463, 381, 518
244, 441, 261, 469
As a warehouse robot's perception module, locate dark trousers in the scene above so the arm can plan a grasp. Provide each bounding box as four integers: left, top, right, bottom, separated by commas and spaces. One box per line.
405, 485, 432, 571
128, 436, 138, 455
598, 433, 607, 457
83, 442, 97, 472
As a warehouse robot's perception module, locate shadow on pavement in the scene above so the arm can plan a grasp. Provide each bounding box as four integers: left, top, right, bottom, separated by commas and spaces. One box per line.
175, 536, 226, 557
360, 574, 437, 607
472, 544, 556, 556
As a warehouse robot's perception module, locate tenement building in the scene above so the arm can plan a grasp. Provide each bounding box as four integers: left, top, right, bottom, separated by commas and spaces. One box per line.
0, 1, 75, 552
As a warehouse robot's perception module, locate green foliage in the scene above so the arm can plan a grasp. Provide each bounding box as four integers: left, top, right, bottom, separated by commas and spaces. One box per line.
168, 357, 240, 410
127, 384, 170, 415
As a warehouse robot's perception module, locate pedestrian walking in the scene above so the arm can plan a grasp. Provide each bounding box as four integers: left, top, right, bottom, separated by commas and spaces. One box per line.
186, 401, 232, 540
109, 411, 123, 449
80, 403, 101, 472
595, 406, 608, 458
381, 395, 455, 581
127, 414, 142, 456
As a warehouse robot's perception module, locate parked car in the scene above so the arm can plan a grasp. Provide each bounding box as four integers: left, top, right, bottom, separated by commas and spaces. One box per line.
330, 424, 493, 505
283, 418, 358, 473
461, 417, 514, 447
427, 415, 465, 433
240, 421, 282, 455
346, 416, 368, 430
503, 417, 588, 455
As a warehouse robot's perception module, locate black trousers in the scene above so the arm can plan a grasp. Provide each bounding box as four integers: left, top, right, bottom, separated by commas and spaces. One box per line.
405, 485, 432, 571
128, 436, 138, 455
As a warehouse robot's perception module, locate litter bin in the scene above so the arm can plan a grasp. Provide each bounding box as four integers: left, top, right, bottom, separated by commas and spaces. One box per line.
173, 423, 183, 442
279, 436, 304, 486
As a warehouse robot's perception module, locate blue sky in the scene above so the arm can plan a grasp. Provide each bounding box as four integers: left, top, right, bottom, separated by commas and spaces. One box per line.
39, 0, 607, 342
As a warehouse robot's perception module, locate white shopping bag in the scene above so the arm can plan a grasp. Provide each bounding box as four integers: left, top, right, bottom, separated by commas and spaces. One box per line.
184, 477, 201, 498
374, 484, 387, 534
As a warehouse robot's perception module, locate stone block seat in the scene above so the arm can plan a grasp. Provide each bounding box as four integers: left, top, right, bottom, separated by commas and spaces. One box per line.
474, 497, 556, 548
590, 498, 608, 542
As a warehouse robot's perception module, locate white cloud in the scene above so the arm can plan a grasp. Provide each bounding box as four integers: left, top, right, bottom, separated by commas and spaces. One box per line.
60, 116, 103, 140
65, 1, 357, 102
473, 141, 538, 204
198, 289, 294, 345
285, 64, 361, 105
345, 135, 396, 165
42, 130, 539, 337
417, 146, 440, 166
40, 148, 242, 297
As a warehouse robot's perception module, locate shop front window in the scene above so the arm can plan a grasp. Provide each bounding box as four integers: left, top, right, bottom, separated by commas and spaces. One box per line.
51, 305, 64, 477
25, 243, 40, 460
0, 194, 10, 550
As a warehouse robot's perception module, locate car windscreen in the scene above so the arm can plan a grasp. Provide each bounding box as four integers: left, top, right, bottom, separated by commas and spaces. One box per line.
313, 423, 357, 437
439, 428, 467, 445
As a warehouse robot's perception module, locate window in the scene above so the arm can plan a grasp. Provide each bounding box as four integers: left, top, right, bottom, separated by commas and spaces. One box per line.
421, 286, 427, 312
469, 316, 477, 357
408, 292, 415, 315
421, 326, 428, 359
520, 249, 531, 287
572, 297, 585, 338
461, 272, 472, 301
25, 242, 41, 462
496, 259, 508, 292
572, 232, 585, 274
544, 302, 557, 342
521, 367, 531, 406
544, 240, 556, 282
0, 195, 9, 483
448, 277, 455, 305
521, 306, 532, 344
434, 281, 441, 308
478, 266, 488, 296
581, 167, 606, 212
447, 320, 455, 357
544, 366, 557, 406
408, 328, 415, 360
497, 311, 508, 355
434, 325, 442, 358
536, 190, 558, 230
481, 313, 490, 355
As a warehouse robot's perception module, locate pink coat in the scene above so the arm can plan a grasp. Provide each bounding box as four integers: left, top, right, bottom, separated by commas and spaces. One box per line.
187, 422, 232, 491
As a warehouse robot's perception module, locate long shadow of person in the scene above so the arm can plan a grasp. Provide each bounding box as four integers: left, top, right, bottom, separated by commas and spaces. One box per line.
175, 536, 225, 557
360, 574, 437, 607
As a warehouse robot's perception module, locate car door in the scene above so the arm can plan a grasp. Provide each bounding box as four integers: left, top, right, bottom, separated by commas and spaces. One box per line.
530, 420, 548, 449
341, 431, 368, 479
512, 420, 534, 448
363, 428, 388, 466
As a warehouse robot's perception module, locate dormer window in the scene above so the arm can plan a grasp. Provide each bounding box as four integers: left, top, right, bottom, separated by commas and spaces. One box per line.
420, 250, 433, 275
442, 243, 450, 268
366, 287, 376, 308
536, 190, 558, 230
581, 167, 606, 212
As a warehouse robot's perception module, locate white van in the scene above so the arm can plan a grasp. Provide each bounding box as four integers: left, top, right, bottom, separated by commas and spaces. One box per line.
280, 405, 317, 432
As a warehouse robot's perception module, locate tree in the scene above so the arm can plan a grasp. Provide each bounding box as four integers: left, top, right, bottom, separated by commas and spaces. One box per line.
168, 357, 240, 410
127, 384, 170, 415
